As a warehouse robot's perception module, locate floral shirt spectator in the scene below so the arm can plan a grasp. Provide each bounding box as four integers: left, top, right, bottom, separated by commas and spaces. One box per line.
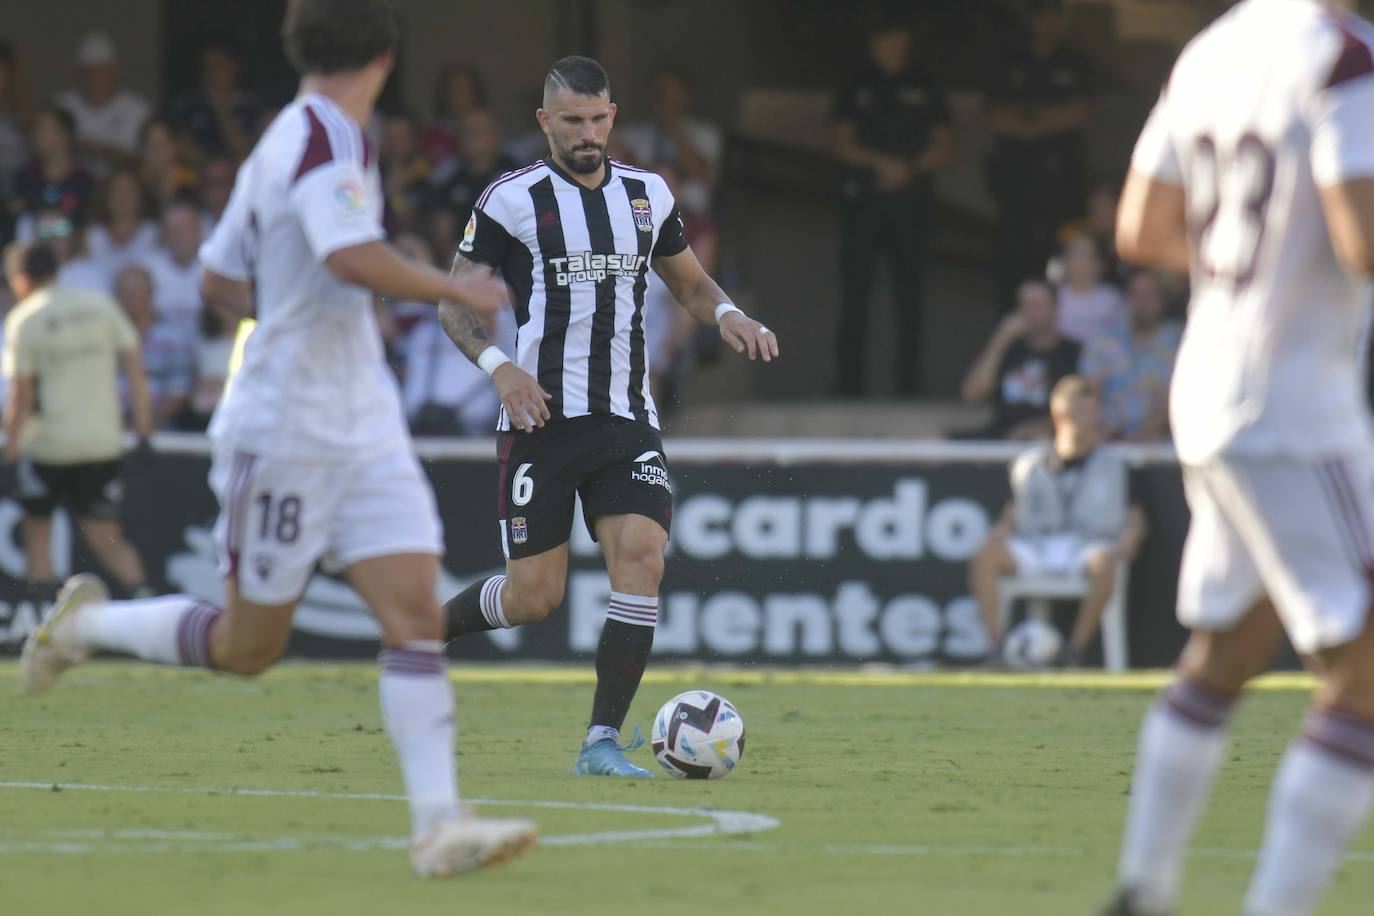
1079, 271, 1182, 441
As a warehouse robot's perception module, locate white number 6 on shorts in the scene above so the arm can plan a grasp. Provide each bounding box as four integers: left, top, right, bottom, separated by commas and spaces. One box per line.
512, 462, 535, 507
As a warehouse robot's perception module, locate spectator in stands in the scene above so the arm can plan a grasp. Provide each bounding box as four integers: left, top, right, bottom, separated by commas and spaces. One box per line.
985, 0, 1096, 305
1059, 180, 1124, 283
379, 112, 433, 234
168, 37, 261, 163
178, 293, 238, 431
960, 278, 1081, 440
55, 32, 151, 166
142, 197, 204, 327
1080, 270, 1182, 442
197, 154, 236, 232
388, 233, 443, 337
403, 306, 512, 436
619, 64, 723, 218
138, 118, 198, 211
86, 166, 159, 274
430, 108, 517, 225
832, 15, 954, 396
644, 163, 719, 419
422, 62, 488, 166
424, 208, 461, 273
30, 208, 108, 293
113, 264, 193, 429
968, 375, 1147, 667
1054, 233, 1125, 342
1, 240, 152, 595
12, 106, 93, 237
0, 43, 32, 201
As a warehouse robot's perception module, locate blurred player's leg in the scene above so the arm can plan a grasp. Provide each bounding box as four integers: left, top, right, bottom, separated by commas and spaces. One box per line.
350, 551, 536, 875
1109, 601, 1283, 916
1243, 617, 1374, 915
18, 574, 294, 692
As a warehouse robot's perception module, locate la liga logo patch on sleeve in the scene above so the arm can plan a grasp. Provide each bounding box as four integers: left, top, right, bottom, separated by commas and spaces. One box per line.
459, 213, 477, 253
334, 178, 367, 213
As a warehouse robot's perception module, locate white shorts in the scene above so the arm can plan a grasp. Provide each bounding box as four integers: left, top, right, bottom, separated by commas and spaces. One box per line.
1177, 454, 1374, 654
209, 446, 443, 605
1007, 533, 1109, 577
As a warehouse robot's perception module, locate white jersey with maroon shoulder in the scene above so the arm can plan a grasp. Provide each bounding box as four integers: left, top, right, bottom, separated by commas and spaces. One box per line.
199, 92, 406, 462
1130, 0, 1374, 464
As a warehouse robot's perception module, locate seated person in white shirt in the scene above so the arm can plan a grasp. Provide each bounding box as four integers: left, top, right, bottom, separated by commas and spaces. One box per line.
968, 374, 1148, 666
55, 32, 151, 167
141, 197, 205, 326
403, 306, 514, 436
86, 166, 159, 273
1054, 233, 1126, 343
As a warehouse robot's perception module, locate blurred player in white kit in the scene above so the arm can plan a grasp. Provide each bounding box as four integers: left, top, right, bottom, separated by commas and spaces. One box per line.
1102, 1, 1374, 914
18, 0, 537, 878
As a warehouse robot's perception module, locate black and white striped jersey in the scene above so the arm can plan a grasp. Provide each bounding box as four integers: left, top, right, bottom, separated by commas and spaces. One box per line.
458, 157, 689, 431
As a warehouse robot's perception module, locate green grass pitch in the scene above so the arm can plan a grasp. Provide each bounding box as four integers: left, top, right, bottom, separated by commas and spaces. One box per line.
3, 662, 1373, 915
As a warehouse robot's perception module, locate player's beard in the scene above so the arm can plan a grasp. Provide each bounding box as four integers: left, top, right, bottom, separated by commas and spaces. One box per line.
563, 142, 605, 174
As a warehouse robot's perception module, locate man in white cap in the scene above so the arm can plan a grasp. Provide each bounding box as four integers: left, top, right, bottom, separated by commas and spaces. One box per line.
56, 31, 151, 165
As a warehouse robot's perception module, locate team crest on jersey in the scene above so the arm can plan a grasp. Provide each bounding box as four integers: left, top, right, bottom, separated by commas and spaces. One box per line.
511, 516, 529, 545
335, 178, 366, 214
459, 213, 477, 253
630, 198, 652, 233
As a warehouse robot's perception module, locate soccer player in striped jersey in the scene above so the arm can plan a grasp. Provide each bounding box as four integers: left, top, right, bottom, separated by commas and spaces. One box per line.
437, 56, 779, 777
19, 0, 535, 878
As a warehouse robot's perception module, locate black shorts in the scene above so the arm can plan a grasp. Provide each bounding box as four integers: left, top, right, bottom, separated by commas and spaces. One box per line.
497, 415, 672, 559
18, 459, 124, 520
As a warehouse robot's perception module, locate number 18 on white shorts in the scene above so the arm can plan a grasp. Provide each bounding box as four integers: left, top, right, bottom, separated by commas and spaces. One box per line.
209, 447, 444, 605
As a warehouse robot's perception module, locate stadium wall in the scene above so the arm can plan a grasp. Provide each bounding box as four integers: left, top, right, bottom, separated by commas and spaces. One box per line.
0, 436, 1210, 669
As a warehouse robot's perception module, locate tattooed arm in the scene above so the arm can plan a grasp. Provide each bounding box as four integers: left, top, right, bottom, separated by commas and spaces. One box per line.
438, 253, 552, 432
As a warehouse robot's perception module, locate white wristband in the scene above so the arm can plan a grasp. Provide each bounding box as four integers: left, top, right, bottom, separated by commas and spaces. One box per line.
476, 346, 511, 377
714, 302, 744, 324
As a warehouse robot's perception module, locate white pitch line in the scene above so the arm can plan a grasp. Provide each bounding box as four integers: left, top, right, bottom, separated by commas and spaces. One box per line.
0, 780, 779, 850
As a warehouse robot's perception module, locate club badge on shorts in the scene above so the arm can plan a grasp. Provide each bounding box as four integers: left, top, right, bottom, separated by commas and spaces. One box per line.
511, 516, 529, 545
630, 198, 652, 233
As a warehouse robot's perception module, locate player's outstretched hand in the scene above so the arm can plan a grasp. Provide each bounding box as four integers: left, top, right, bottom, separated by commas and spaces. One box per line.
491, 363, 552, 432
448, 273, 509, 316
719, 312, 779, 363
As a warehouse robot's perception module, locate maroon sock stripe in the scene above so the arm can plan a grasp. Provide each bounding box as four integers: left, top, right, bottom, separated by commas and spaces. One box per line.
177, 601, 222, 669
379, 648, 447, 677
1303, 708, 1374, 770
1161, 678, 1235, 729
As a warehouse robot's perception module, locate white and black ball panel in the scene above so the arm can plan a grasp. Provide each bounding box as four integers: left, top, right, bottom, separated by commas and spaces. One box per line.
652, 690, 746, 780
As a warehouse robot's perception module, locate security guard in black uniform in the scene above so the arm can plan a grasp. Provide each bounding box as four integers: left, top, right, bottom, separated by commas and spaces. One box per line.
985, 0, 1096, 305
833, 15, 953, 397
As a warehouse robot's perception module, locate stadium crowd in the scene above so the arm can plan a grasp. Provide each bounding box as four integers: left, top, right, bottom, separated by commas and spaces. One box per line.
0, 3, 1187, 442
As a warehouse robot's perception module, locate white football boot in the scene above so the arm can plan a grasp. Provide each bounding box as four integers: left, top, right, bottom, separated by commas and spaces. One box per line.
410, 813, 538, 878
18, 574, 108, 694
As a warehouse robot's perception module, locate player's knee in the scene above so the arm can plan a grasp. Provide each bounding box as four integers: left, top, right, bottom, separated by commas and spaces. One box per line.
506, 578, 564, 624
218, 645, 281, 677
612, 538, 666, 589
1178, 630, 1255, 695
973, 531, 1009, 572
1083, 546, 1117, 579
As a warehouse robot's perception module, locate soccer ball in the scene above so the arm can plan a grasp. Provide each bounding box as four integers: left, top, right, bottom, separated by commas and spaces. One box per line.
1002, 618, 1064, 669
651, 690, 745, 780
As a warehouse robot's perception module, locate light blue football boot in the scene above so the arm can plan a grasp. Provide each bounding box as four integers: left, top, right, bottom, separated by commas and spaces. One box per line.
572, 725, 654, 778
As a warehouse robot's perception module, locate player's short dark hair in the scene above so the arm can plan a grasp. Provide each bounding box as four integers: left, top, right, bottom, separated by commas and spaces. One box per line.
7, 241, 59, 284
282, 0, 399, 76
545, 56, 610, 98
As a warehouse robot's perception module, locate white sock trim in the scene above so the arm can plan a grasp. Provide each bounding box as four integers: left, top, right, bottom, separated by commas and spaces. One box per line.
480, 575, 510, 629
607, 591, 658, 628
